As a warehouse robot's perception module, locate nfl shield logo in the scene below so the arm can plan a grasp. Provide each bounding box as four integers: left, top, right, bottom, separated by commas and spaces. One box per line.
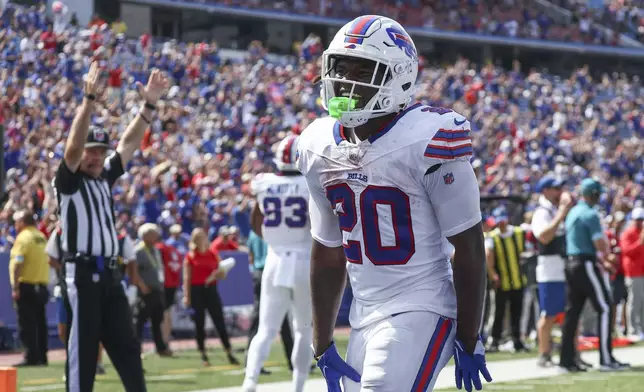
443, 172, 455, 185
94, 129, 106, 141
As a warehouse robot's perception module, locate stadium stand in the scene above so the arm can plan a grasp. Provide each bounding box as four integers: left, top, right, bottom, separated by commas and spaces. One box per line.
177, 0, 633, 45
549, 0, 644, 43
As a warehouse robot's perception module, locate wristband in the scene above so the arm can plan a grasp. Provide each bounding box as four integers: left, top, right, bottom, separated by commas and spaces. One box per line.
85, 93, 96, 101
311, 342, 332, 360
139, 112, 151, 124
144, 102, 156, 111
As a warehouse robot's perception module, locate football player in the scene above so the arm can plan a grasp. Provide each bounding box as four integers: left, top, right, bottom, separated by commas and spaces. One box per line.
242, 135, 314, 392
296, 15, 492, 392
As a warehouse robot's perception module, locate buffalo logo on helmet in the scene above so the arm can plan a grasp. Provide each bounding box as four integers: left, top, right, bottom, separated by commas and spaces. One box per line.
385, 27, 417, 60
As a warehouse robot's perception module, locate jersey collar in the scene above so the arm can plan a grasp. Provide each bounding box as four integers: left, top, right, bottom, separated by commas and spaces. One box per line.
332, 102, 423, 145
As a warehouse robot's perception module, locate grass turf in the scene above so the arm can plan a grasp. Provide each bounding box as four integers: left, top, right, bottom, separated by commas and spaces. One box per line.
15, 336, 643, 392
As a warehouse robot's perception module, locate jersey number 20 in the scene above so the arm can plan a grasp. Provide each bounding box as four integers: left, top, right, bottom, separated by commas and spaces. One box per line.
263, 197, 308, 228
326, 184, 416, 265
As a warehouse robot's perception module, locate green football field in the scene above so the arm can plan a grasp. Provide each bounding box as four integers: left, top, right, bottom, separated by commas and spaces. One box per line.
15, 336, 644, 392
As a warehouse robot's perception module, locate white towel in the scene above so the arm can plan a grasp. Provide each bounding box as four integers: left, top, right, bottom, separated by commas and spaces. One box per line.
272, 250, 297, 289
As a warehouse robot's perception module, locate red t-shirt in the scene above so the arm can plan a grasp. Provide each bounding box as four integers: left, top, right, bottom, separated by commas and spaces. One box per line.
185, 249, 220, 285
108, 68, 122, 88
156, 242, 182, 288
40, 31, 57, 50
210, 237, 239, 252
90, 32, 103, 51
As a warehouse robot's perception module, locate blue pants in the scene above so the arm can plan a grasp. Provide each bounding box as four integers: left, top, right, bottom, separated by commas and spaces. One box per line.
57, 296, 67, 325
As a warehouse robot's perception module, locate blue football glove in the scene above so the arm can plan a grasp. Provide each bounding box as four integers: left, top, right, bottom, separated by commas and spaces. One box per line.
315, 341, 361, 392
454, 337, 493, 391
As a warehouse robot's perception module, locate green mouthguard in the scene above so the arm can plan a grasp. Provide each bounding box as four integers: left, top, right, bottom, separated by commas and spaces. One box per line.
328, 97, 357, 119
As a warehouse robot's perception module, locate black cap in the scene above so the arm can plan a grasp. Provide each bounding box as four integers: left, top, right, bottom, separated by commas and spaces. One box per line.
85, 126, 111, 149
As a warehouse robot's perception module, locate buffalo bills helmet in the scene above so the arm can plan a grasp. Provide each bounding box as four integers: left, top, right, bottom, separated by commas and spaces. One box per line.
321, 15, 419, 128
273, 134, 300, 173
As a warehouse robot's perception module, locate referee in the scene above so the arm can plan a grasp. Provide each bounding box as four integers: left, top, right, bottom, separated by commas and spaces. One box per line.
54, 61, 168, 392
559, 178, 629, 372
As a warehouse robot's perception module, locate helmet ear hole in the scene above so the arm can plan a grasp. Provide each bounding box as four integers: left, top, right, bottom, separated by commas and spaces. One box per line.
402, 82, 411, 91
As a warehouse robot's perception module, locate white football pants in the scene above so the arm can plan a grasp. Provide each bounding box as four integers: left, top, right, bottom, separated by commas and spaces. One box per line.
244, 248, 313, 392
343, 311, 456, 392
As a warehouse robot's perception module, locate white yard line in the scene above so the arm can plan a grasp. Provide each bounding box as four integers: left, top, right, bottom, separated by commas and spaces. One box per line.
187, 345, 644, 392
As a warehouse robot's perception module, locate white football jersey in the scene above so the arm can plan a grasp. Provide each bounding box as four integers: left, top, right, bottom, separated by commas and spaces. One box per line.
297, 103, 482, 328
251, 173, 312, 252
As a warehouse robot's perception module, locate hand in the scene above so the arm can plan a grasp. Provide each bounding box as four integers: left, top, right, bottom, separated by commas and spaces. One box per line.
137, 69, 169, 105
83, 61, 101, 96
215, 269, 227, 280
139, 284, 150, 295
602, 261, 616, 274
11, 287, 19, 301
182, 296, 190, 308
315, 342, 361, 392
559, 192, 574, 214
454, 337, 493, 392
490, 274, 500, 289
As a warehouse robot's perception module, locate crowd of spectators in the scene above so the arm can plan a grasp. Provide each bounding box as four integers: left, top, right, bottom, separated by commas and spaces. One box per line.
551, 0, 643, 43
0, 3, 642, 256
205, 0, 621, 45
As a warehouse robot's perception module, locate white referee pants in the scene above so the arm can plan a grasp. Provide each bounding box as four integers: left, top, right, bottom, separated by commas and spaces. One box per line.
244, 249, 312, 392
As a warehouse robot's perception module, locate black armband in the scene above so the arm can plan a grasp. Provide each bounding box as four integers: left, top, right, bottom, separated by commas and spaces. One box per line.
144, 102, 156, 111
85, 93, 96, 101
139, 113, 151, 124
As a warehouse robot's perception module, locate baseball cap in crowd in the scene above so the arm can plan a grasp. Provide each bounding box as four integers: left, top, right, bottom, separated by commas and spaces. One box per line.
169, 224, 182, 234
580, 178, 603, 197
632, 207, 644, 221
536, 175, 564, 192
219, 226, 230, 236
493, 208, 509, 223
85, 126, 112, 149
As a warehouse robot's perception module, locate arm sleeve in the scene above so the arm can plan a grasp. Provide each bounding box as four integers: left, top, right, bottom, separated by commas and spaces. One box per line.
46, 232, 60, 260
530, 208, 550, 239
10, 235, 27, 264
305, 173, 343, 248
424, 159, 482, 238
103, 151, 126, 188
55, 160, 83, 194
122, 236, 135, 263
584, 211, 605, 242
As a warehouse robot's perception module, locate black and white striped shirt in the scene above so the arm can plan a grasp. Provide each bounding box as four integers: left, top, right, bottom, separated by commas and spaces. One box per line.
53, 152, 125, 258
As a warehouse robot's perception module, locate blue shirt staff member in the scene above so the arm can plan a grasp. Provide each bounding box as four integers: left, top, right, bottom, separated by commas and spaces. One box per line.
559, 178, 630, 372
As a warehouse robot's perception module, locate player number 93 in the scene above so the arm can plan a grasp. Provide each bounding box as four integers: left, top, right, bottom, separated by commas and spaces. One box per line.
262, 196, 308, 228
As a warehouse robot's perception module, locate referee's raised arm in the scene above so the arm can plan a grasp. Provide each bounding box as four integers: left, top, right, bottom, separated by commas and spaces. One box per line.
116, 68, 169, 168
62, 62, 100, 175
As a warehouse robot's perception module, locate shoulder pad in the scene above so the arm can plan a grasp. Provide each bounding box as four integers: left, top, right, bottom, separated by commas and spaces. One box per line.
297, 116, 337, 174
422, 110, 472, 163
299, 117, 336, 150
